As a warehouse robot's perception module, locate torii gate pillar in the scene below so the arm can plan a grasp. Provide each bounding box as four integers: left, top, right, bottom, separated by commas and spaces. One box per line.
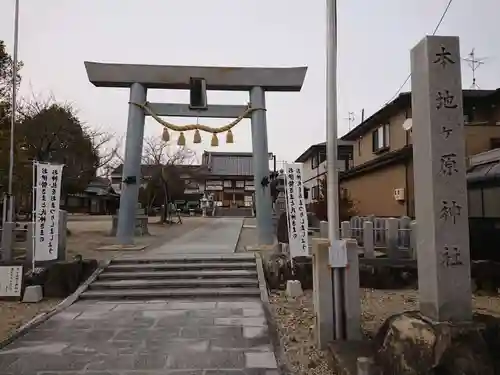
117, 83, 147, 244
250, 86, 273, 245
84, 62, 307, 246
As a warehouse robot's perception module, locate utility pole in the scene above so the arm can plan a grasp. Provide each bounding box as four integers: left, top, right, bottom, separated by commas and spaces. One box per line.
462, 48, 487, 89
7, 0, 20, 222
326, 0, 345, 340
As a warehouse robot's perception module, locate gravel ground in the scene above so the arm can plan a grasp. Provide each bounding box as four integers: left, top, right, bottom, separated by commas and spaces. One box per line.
66, 216, 207, 260
0, 299, 61, 344
269, 288, 500, 375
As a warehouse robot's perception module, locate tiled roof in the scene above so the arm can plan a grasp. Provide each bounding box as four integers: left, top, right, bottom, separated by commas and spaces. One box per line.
111, 164, 203, 177
203, 151, 254, 176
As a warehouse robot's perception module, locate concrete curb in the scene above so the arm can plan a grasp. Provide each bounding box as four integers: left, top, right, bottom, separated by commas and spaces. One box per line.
0, 259, 110, 350
255, 254, 292, 375
232, 218, 245, 253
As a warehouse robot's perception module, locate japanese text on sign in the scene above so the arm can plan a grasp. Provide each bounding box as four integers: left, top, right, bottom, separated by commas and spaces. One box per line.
0, 266, 23, 297
34, 163, 63, 261
284, 163, 309, 258
432, 43, 467, 269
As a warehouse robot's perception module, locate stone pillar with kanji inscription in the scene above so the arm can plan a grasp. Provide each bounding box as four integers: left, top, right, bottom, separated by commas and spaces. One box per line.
411, 35, 472, 322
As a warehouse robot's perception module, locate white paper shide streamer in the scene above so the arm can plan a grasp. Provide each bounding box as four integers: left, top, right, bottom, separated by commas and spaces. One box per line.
284, 163, 310, 258
34, 163, 63, 261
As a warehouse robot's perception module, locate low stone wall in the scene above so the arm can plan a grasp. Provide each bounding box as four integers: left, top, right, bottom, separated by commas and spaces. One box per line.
25, 258, 98, 298
264, 254, 500, 293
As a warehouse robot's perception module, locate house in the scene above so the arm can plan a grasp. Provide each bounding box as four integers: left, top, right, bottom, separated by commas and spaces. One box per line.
62, 177, 120, 215
294, 141, 355, 205
109, 151, 274, 209
110, 163, 206, 209
201, 151, 257, 208
339, 88, 500, 217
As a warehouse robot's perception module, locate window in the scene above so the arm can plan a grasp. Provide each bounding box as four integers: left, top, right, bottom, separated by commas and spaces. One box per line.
223, 180, 232, 188
372, 124, 390, 153
357, 138, 362, 156
312, 185, 320, 200
490, 138, 500, 150
318, 151, 326, 164
235, 181, 245, 188
311, 154, 319, 169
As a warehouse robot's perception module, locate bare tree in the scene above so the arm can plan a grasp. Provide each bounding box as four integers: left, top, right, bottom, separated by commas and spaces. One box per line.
141, 136, 196, 166
139, 136, 199, 220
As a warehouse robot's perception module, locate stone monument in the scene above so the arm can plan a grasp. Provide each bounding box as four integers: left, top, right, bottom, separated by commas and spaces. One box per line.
411, 35, 472, 322
372, 35, 495, 375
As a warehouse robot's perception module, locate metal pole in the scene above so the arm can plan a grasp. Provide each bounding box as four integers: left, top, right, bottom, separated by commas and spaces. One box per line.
326, 0, 345, 340
7, 0, 20, 222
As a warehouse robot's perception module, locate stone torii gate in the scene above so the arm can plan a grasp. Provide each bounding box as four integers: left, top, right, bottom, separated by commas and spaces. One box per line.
84, 62, 307, 246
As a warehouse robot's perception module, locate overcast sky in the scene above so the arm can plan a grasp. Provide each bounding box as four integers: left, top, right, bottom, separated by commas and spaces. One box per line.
1, 0, 499, 164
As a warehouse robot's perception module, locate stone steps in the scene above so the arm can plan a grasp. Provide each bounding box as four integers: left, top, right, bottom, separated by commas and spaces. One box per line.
80, 287, 261, 300
89, 278, 259, 290
107, 262, 256, 272
111, 255, 256, 264
98, 269, 258, 280
80, 254, 261, 300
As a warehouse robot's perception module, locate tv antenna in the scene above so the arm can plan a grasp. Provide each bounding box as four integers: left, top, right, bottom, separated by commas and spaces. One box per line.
345, 111, 355, 131
462, 48, 488, 89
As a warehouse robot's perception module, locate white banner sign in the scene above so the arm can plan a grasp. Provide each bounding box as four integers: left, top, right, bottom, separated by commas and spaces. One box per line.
34, 163, 63, 261
284, 163, 309, 257
0, 265, 23, 297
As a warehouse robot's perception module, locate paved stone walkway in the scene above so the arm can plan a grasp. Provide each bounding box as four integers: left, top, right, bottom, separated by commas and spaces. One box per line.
0, 217, 279, 374
0, 299, 277, 374
147, 218, 244, 256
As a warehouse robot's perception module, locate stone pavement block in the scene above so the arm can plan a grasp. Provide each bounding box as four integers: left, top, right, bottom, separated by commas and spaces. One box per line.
142, 310, 187, 319
48, 311, 81, 321
69, 339, 143, 356
86, 352, 168, 371
205, 371, 279, 375
210, 331, 271, 350
218, 301, 263, 310
156, 316, 214, 327
143, 338, 209, 354
113, 302, 169, 311
81, 329, 117, 342
180, 325, 243, 339
243, 309, 264, 317
245, 352, 277, 369
189, 308, 244, 318
167, 301, 217, 310
1, 342, 68, 355
243, 326, 268, 339
66, 302, 117, 312
166, 350, 245, 369
113, 326, 179, 341
211, 344, 273, 353
215, 317, 267, 327
4, 353, 90, 373
58, 319, 94, 330
0, 354, 22, 370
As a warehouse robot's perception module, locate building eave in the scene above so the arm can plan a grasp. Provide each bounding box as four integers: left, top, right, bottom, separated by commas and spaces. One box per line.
340, 146, 413, 181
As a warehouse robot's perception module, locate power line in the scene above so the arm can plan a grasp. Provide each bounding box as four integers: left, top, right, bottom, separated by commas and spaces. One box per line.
384, 0, 454, 105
